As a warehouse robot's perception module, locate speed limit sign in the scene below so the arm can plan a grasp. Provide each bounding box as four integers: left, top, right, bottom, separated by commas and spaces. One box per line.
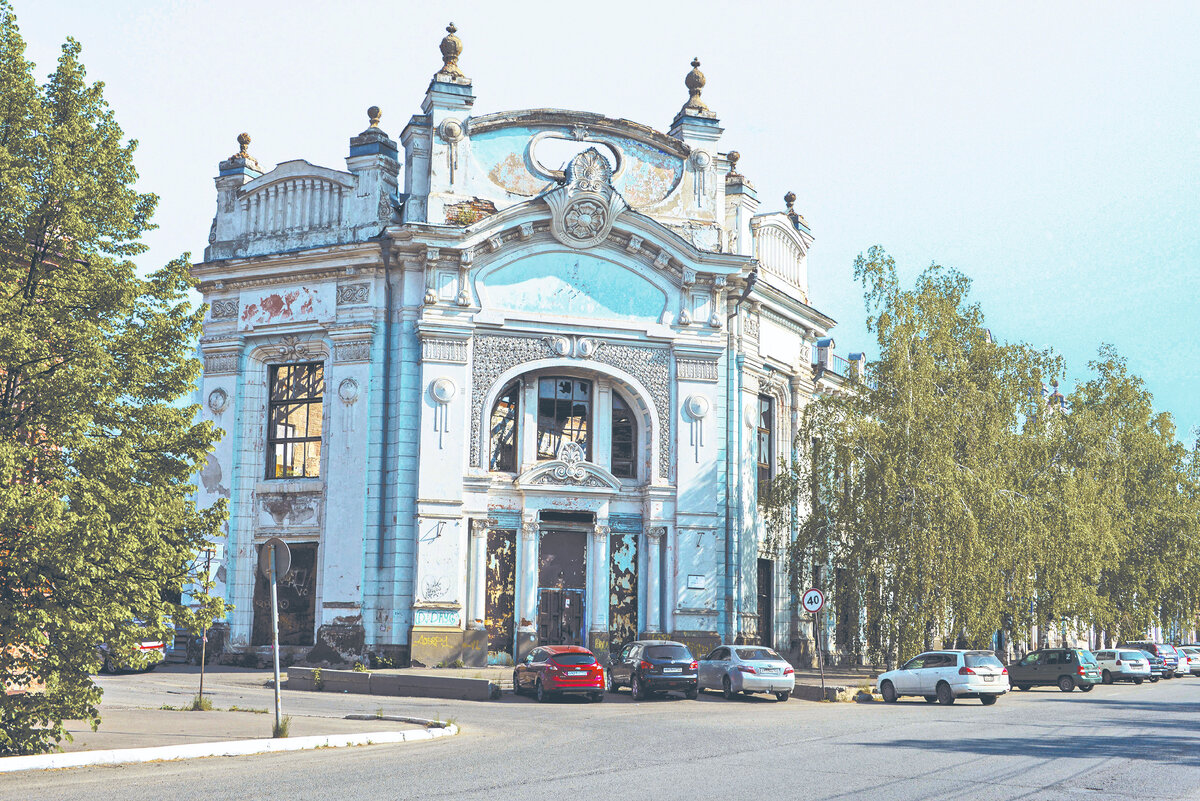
801, 588, 825, 614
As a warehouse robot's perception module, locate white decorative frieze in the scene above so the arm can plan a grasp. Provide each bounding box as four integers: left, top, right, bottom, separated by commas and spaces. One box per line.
543, 148, 628, 250
334, 339, 371, 363
677, 357, 720, 383
258, 492, 322, 529
204, 352, 240, 374
336, 283, 370, 305
210, 299, 239, 319
422, 337, 468, 364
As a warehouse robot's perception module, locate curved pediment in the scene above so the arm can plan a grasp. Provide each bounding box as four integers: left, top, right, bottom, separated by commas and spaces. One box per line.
515, 442, 622, 491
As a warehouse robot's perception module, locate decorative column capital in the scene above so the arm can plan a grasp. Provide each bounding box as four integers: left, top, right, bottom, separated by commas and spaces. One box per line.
648, 525, 667, 542
520, 520, 539, 540
593, 524, 612, 540
471, 517, 495, 539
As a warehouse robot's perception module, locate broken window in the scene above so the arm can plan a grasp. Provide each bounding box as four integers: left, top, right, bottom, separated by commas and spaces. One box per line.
267, 363, 324, 479
611, 392, 637, 479
536, 377, 591, 460
252, 542, 317, 646
489, 380, 520, 472
757, 394, 774, 497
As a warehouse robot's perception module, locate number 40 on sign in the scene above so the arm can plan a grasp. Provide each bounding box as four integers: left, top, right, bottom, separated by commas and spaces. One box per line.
802, 588, 825, 614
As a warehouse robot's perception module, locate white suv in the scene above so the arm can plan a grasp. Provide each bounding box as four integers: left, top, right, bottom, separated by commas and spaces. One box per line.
1177, 646, 1200, 676
877, 650, 1009, 705
1092, 649, 1150, 684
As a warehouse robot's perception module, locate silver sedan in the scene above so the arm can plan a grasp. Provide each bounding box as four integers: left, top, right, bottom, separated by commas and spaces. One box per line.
698, 645, 796, 701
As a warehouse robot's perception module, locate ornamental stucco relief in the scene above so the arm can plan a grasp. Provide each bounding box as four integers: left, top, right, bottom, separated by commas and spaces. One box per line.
470, 334, 671, 479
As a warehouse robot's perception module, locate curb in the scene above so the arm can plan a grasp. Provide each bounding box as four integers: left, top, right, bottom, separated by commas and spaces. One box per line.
0, 722, 458, 774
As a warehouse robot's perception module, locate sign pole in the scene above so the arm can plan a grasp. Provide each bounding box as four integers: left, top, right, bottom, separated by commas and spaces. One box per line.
270, 547, 282, 735
199, 547, 212, 702
815, 612, 825, 697
801, 588, 826, 698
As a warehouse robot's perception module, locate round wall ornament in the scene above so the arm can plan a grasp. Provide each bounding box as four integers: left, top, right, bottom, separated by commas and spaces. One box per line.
437, 118, 465, 144
338, 378, 360, 405
430, 377, 457, 404
207, 388, 229, 414
685, 394, 710, 420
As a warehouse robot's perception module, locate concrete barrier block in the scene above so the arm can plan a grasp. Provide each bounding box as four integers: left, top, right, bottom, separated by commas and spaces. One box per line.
369, 673, 495, 701
321, 669, 371, 694
287, 667, 316, 691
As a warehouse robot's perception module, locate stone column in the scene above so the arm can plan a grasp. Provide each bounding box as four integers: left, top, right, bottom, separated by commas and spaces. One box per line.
515, 514, 539, 659
646, 526, 666, 634
468, 520, 488, 630
590, 521, 611, 652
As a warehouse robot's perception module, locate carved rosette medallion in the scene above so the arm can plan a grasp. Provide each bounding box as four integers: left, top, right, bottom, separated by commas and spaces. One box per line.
544, 148, 629, 249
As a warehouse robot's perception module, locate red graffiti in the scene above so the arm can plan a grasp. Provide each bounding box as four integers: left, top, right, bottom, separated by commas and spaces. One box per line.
260, 293, 286, 318
241, 303, 258, 321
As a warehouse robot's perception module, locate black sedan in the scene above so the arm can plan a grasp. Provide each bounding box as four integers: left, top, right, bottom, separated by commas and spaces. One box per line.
606, 640, 698, 700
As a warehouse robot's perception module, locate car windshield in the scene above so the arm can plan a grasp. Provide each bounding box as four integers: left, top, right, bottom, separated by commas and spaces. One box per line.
645, 645, 691, 660
550, 653, 595, 666
1157, 645, 1177, 655
735, 647, 781, 661
1076, 650, 1098, 664
964, 653, 1003, 669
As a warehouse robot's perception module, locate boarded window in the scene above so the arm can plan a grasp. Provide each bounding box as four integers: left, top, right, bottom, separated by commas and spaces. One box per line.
252, 542, 317, 646
267, 363, 324, 479
757, 395, 774, 494
489, 381, 520, 472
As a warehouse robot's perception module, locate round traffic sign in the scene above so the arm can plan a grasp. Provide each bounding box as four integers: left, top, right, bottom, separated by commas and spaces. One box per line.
801, 587, 825, 613
257, 536, 291, 580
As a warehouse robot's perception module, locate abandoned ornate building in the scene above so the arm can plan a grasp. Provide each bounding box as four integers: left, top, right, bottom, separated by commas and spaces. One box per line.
192, 25, 853, 666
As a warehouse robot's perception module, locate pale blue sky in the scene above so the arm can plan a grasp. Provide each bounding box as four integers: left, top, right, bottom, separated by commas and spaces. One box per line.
21, 1, 1200, 439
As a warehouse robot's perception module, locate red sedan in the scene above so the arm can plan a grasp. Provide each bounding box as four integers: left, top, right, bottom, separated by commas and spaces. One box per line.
513, 645, 605, 703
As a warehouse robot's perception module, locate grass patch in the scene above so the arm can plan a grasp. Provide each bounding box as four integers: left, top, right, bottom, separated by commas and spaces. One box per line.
228, 705, 268, 714
272, 715, 292, 738
190, 695, 213, 711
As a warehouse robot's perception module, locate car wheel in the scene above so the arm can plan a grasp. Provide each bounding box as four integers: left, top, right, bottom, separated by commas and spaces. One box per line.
606, 670, 619, 694
512, 671, 523, 696
936, 681, 955, 705
1058, 676, 1075, 693
722, 675, 735, 700
1016, 684, 1031, 691
685, 686, 699, 700
775, 691, 790, 702
1102, 670, 1113, 685
923, 695, 937, 703
880, 680, 898, 703
631, 673, 644, 701
535, 679, 548, 703
980, 694, 998, 706
1079, 683, 1094, 693
1149, 676, 1159, 683
591, 692, 604, 703
1134, 678, 1144, 685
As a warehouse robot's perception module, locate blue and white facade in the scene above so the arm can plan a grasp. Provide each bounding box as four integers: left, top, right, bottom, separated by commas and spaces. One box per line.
192, 28, 847, 666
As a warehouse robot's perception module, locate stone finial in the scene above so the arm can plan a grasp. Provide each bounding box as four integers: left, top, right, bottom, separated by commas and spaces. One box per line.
223, 131, 261, 172
436, 22, 466, 80
682, 57, 709, 114
234, 132, 251, 159
784, 190, 796, 211
727, 150, 741, 176
367, 106, 381, 128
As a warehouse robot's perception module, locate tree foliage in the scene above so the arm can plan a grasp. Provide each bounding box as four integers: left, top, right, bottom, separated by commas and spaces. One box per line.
0, 3, 225, 755
765, 246, 1200, 666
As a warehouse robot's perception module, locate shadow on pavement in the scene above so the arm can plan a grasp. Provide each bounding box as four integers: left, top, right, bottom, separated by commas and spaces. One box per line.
857, 733, 1200, 768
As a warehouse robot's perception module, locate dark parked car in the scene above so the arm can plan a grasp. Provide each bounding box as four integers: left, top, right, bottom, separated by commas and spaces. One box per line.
606, 640, 698, 700
1008, 648, 1101, 692
1138, 650, 1166, 681
1119, 642, 1178, 678
513, 645, 604, 703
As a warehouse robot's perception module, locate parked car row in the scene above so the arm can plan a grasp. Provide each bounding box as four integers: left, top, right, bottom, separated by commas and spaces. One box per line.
875, 641, 1199, 706
512, 640, 797, 703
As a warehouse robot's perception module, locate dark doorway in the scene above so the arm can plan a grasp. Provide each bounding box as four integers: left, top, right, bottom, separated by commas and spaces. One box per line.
485, 528, 517, 656
756, 558, 774, 647
609, 531, 639, 648
252, 542, 317, 646
537, 529, 587, 646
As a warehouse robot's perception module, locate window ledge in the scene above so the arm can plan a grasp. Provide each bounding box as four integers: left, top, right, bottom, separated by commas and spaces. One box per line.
256, 478, 325, 495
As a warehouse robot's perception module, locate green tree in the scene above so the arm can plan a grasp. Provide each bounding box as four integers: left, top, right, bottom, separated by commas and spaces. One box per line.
0, 3, 225, 755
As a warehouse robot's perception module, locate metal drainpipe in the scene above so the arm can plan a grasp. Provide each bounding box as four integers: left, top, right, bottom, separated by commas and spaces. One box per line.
725, 329, 737, 644
373, 231, 394, 572
725, 270, 756, 645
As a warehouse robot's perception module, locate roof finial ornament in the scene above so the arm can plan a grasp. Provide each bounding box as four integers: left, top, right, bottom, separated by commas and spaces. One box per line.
727, 150, 741, 177
784, 191, 796, 212
436, 22, 466, 81
683, 57, 709, 114
234, 132, 251, 160
367, 106, 382, 128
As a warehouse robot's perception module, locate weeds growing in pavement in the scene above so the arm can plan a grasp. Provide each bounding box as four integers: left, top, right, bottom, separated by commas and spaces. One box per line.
189, 695, 213, 711
273, 715, 292, 738
228, 705, 268, 714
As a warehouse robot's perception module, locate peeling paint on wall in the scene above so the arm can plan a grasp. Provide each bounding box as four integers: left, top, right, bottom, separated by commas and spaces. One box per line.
609, 531, 639, 648
485, 528, 516, 655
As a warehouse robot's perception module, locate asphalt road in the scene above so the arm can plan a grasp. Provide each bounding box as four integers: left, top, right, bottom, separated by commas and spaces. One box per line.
6, 666, 1199, 801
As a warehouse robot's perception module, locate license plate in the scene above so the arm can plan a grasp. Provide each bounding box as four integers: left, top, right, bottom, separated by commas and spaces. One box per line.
663, 667, 682, 673
566, 671, 586, 677
760, 668, 778, 674
983, 675, 994, 682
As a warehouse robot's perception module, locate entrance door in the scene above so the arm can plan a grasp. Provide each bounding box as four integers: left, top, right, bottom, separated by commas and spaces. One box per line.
756, 558, 774, 647
537, 529, 587, 646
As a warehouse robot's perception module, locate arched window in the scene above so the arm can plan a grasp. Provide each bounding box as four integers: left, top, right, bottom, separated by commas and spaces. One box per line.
611, 392, 637, 479
489, 380, 520, 472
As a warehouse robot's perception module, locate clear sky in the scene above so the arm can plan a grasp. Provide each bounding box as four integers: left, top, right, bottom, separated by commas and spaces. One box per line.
19, 1, 1200, 440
